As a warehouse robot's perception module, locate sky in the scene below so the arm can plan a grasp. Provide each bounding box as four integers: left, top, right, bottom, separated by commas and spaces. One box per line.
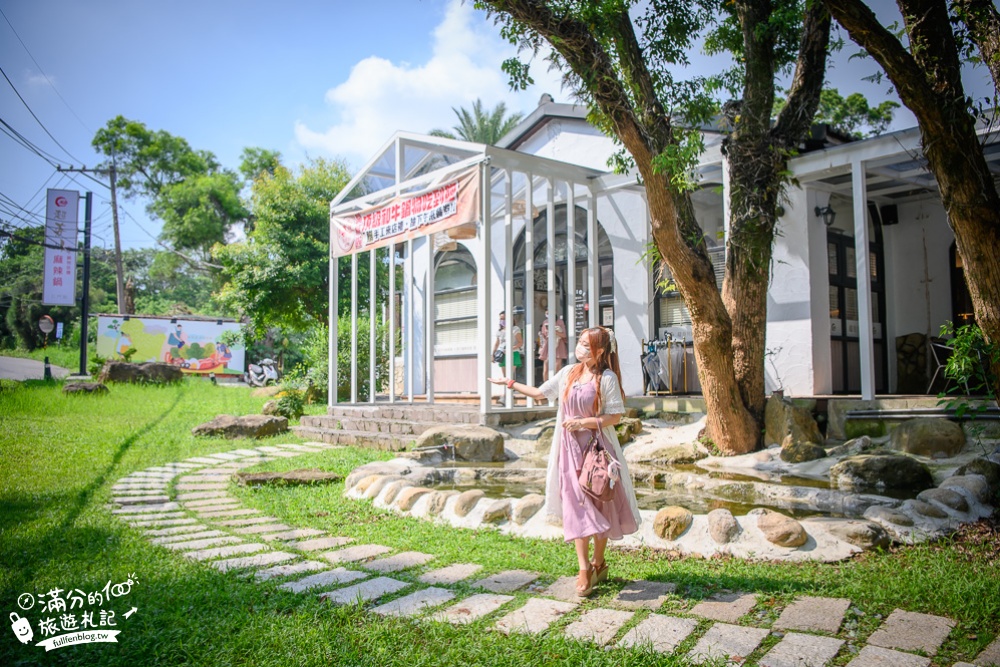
1, 0, 995, 252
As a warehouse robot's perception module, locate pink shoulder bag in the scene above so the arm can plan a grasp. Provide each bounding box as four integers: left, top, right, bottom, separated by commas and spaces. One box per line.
578, 431, 621, 503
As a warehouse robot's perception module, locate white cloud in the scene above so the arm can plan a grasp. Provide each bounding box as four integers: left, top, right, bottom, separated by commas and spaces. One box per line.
295, 0, 566, 167
24, 70, 54, 88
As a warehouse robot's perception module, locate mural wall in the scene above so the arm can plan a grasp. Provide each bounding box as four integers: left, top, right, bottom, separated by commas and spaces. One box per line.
96, 315, 245, 375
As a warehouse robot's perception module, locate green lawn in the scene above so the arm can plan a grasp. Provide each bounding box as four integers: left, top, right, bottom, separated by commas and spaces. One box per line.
1, 379, 997, 666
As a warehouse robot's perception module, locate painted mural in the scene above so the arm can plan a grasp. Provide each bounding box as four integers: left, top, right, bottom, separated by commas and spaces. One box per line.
96, 315, 245, 375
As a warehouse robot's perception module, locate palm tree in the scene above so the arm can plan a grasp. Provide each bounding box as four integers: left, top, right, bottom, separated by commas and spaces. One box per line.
430, 99, 524, 145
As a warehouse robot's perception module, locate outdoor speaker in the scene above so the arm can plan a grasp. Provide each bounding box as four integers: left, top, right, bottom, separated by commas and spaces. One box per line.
880, 204, 899, 225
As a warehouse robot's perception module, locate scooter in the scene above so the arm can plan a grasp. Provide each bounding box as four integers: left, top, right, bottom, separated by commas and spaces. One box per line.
244, 359, 279, 387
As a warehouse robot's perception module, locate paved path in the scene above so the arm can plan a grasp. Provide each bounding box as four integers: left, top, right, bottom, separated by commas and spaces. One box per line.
106, 444, 1000, 667
0, 355, 71, 380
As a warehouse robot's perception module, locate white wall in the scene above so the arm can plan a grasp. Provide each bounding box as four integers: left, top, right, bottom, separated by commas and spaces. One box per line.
514, 119, 616, 171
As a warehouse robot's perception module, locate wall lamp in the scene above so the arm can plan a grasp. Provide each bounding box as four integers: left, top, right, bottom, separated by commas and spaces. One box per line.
814, 205, 837, 227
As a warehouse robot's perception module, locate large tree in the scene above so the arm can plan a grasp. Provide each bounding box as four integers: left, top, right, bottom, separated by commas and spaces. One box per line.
820, 0, 1000, 394
478, 0, 829, 454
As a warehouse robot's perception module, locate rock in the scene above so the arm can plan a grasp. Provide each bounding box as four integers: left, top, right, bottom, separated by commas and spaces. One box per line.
825, 435, 877, 458
345, 462, 412, 490
426, 490, 458, 516
889, 418, 966, 458
251, 385, 281, 397
707, 509, 740, 544
634, 443, 706, 466
755, 509, 808, 548
829, 454, 934, 493
453, 489, 485, 517
235, 469, 342, 486
653, 506, 693, 541
917, 487, 969, 513
191, 414, 288, 439
621, 416, 643, 435
616, 423, 633, 445
396, 487, 431, 511
864, 505, 915, 526
844, 418, 887, 440
481, 499, 512, 524
907, 499, 949, 519
780, 440, 828, 463
62, 382, 108, 395
381, 480, 410, 505
365, 475, 403, 499
511, 494, 545, 525
98, 361, 183, 384
940, 474, 991, 504
625, 407, 640, 418
821, 519, 890, 550
955, 458, 1000, 489
414, 425, 506, 462
262, 399, 279, 416
765, 397, 823, 446
535, 425, 555, 452
353, 474, 383, 495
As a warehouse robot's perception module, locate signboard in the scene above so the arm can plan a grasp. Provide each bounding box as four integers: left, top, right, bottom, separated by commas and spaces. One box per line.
95, 315, 245, 375
331, 167, 480, 258
43, 189, 79, 306
574, 289, 588, 335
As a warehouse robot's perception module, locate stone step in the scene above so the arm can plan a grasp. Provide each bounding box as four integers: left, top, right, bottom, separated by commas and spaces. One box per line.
300, 414, 439, 436
319, 404, 481, 424
290, 427, 415, 451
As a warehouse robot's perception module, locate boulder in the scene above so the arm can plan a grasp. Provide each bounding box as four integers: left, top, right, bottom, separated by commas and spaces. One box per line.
352, 474, 383, 495
765, 397, 823, 446
755, 509, 808, 548
380, 480, 410, 505
780, 440, 828, 463
917, 487, 969, 513
940, 474, 991, 504
396, 487, 431, 511
629, 443, 706, 466
536, 424, 555, 452
621, 416, 643, 435
415, 425, 506, 462
235, 469, 342, 486
454, 489, 485, 517
707, 508, 740, 544
426, 490, 459, 516
346, 462, 412, 490
62, 382, 108, 395
864, 505, 915, 527
653, 506, 693, 540
954, 458, 1000, 489
365, 475, 403, 500
262, 400, 279, 416
906, 499, 949, 519
482, 499, 512, 524
817, 519, 890, 550
511, 494, 545, 525
829, 454, 934, 493
99, 361, 183, 385
889, 418, 966, 458
825, 435, 878, 458
191, 414, 288, 439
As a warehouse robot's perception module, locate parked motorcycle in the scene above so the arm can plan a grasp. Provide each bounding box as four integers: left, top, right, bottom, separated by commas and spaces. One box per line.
244, 359, 279, 387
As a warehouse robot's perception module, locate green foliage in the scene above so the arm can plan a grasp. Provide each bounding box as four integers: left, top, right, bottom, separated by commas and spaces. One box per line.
273, 388, 305, 420
88, 351, 107, 376
120, 346, 137, 362
939, 321, 999, 397
153, 171, 248, 255
774, 87, 899, 138
238, 147, 282, 184
429, 99, 523, 144
287, 318, 391, 404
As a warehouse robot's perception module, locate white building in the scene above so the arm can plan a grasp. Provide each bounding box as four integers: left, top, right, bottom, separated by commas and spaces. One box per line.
328, 96, 996, 415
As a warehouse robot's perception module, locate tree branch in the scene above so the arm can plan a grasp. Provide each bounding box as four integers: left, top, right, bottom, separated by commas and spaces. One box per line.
607, 10, 673, 149
774, 2, 832, 141
953, 0, 1000, 93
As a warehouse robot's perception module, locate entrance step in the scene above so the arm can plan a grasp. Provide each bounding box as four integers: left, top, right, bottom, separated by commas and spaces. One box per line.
291, 426, 416, 451
323, 404, 481, 424
300, 414, 438, 437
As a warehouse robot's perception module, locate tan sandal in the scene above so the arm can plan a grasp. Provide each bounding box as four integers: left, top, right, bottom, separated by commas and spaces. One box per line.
576, 567, 595, 596
591, 559, 608, 584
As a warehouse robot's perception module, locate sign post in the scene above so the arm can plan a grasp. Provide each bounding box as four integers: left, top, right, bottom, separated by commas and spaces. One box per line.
79, 193, 92, 376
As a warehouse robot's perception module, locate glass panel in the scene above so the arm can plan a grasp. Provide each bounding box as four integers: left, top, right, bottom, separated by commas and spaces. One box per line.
846, 246, 856, 279
829, 286, 840, 319
600, 263, 614, 297
869, 250, 878, 281
845, 288, 858, 321
828, 242, 839, 276
659, 295, 692, 327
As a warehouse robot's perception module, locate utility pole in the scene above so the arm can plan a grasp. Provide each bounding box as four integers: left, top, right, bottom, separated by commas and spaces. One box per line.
79, 192, 92, 376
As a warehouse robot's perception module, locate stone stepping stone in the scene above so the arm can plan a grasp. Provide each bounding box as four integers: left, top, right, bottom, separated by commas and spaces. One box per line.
208, 452, 248, 461
216, 516, 281, 527
130, 517, 198, 528
279, 568, 369, 593
611, 580, 676, 611
160, 536, 243, 551
113, 495, 171, 504
197, 508, 260, 519
129, 472, 176, 479
563, 608, 634, 645
182, 498, 240, 509
542, 577, 590, 602
687, 623, 769, 665
151, 530, 228, 545
179, 475, 231, 483
234, 523, 293, 535
617, 614, 698, 653
321, 544, 392, 564
112, 502, 181, 514
185, 543, 269, 561
186, 456, 231, 464
259, 529, 326, 541
319, 576, 409, 605
495, 597, 577, 635
362, 551, 435, 573
690, 592, 758, 623
190, 502, 242, 513
284, 535, 351, 550
111, 485, 168, 492
773, 596, 851, 634
266, 451, 302, 458
211, 551, 298, 573
125, 513, 188, 524
276, 444, 323, 452
145, 524, 206, 537
759, 632, 845, 667
975, 635, 1000, 666
371, 587, 455, 617
473, 570, 539, 593
175, 483, 229, 491
255, 560, 330, 582
845, 645, 931, 667
230, 448, 267, 457
176, 491, 229, 501
255, 446, 287, 453
432, 594, 514, 625
418, 563, 483, 586
867, 609, 956, 655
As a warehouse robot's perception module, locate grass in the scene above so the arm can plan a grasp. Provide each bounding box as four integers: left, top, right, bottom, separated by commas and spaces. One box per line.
1, 379, 998, 666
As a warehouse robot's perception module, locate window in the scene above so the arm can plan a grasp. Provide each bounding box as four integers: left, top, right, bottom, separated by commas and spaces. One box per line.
657, 245, 725, 329
433, 246, 477, 355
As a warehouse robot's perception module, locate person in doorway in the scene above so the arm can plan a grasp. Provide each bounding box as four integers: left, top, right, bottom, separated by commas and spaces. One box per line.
538, 310, 569, 381
492, 310, 507, 378
488, 327, 640, 596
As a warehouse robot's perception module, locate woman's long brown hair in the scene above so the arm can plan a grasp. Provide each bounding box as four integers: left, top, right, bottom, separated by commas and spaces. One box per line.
562, 327, 625, 415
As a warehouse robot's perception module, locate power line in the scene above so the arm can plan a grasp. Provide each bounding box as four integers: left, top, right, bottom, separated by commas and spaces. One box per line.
0, 64, 84, 165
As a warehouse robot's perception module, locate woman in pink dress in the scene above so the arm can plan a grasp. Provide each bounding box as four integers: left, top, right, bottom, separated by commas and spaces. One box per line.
489, 327, 641, 596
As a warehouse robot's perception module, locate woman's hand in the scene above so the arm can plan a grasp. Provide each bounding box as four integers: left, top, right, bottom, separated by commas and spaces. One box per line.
487, 377, 508, 386
564, 418, 587, 432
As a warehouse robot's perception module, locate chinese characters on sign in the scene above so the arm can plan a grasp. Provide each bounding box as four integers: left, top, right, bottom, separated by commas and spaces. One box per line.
42, 189, 79, 306
8, 573, 138, 652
